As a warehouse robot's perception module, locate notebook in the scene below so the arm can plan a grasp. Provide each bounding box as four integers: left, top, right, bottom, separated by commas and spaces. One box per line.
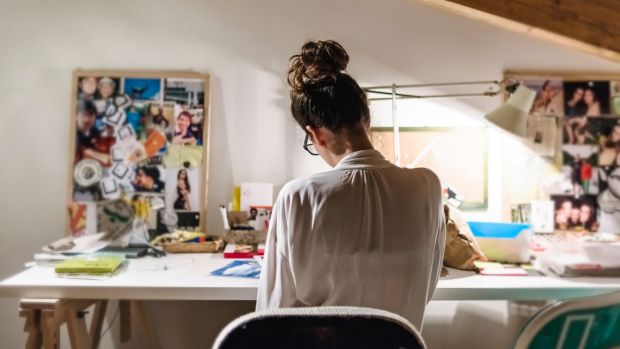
55, 256, 124, 275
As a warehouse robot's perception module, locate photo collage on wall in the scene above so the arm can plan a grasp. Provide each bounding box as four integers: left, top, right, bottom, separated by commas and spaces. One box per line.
71, 74, 206, 238
521, 77, 620, 232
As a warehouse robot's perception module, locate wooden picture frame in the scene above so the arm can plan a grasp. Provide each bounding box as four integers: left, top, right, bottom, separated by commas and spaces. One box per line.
67, 70, 211, 238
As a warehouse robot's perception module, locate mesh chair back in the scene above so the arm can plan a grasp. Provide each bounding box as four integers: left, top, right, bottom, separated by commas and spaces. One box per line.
213, 306, 426, 349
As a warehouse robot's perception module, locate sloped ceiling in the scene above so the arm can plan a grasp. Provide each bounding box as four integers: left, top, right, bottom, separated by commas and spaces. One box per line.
418, 0, 620, 64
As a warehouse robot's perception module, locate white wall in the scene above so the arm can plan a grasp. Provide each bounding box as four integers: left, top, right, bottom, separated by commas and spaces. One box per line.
1, 0, 617, 348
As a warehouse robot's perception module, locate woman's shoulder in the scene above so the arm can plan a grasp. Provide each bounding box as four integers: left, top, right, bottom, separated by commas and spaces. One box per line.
277, 171, 339, 203
404, 167, 441, 184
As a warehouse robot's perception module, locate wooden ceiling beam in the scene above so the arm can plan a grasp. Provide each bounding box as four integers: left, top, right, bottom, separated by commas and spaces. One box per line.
418, 0, 620, 64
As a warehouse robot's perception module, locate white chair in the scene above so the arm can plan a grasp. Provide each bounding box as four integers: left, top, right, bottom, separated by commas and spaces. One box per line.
212, 306, 426, 349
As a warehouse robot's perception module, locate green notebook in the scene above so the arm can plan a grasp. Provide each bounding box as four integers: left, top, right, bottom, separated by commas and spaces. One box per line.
55, 256, 124, 275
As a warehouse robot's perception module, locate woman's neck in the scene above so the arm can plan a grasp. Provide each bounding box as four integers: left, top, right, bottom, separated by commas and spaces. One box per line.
330, 133, 374, 165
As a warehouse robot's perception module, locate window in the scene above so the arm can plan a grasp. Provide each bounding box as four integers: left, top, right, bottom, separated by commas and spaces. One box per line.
369, 99, 488, 210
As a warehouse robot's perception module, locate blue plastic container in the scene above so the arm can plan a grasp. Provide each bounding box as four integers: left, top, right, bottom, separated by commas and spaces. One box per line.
467, 221, 532, 239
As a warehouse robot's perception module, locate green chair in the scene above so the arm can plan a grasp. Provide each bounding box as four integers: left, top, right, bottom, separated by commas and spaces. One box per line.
514, 291, 620, 349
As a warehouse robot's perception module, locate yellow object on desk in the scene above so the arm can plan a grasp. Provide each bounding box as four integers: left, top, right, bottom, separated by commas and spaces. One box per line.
55, 256, 124, 275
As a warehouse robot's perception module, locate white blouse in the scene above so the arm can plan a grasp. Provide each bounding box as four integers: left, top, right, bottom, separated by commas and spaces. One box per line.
256, 149, 445, 329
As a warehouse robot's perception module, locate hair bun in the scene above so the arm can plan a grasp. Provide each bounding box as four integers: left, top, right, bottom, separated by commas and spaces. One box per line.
288, 40, 349, 92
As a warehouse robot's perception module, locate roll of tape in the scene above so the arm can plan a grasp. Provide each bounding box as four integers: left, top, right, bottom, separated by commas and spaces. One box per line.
74, 159, 103, 187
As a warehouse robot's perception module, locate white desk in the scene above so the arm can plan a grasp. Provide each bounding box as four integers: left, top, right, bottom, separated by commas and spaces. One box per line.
2, 253, 620, 301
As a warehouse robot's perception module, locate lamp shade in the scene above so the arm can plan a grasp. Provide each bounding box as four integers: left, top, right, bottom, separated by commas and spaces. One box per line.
484, 84, 536, 137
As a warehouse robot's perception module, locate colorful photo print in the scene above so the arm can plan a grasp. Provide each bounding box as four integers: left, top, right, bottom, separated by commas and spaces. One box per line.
565, 116, 618, 146
145, 102, 175, 133
75, 99, 116, 167
68, 202, 97, 237
165, 167, 200, 211
611, 81, 620, 115
78, 76, 120, 101
164, 78, 204, 108
552, 194, 598, 232
132, 165, 166, 193
562, 144, 598, 166
563, 114, 589, 145
123, 78, 162, 101
163, 144, 203, 168
561, 164, 599, 196
94, 77, 122, 118
590, 118, 620, 166
563, 81, 610, 117
249, 206, 273, 232
598, 167, 620, 233
523, 78, 564, 116
173, 109, 204, 145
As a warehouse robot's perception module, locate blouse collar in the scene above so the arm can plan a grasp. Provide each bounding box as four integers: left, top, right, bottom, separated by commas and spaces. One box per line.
335, 149, 394, 170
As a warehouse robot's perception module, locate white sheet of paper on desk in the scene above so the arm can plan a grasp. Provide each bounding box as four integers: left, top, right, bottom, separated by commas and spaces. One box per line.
240, 182, 273, 211
66, 232, 109, 254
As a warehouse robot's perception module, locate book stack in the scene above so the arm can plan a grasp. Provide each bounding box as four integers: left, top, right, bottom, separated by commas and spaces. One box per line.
55, 255, 124, 276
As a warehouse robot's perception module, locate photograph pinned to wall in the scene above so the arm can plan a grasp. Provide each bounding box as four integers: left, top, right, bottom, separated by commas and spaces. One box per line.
551, 194, 599, 232
526, 114, 557, 156
75, 99, 114, 167
561, 164, 599, 196
165, 167, 200, 211
123, 78, 162, 102
163, 144, 203, 168
591, 118, 620, 166
132, 166, 166, 193
173, 109, 203, 145
145, 102, 175, 134
611, 81, 620, 115
597, 166, 620, 233
248, 206, 273, 232
564, 117, 596, 145
93, 77, 122, 118
562, 144, 598, 166
187, 108, 205, 146
78, 76, 99, 101
68, 202, 97, 237
523, 78, 564, 116
562, 144, 598, 197
77, 76, 113, 119
563, 81, 610, 117
164, 78, 204, 108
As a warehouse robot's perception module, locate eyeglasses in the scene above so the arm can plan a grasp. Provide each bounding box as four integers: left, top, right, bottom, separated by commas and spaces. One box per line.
303, 133, 319, 156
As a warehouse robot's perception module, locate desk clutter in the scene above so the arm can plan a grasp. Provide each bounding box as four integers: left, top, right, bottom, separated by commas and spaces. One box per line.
443, 204, 620, 277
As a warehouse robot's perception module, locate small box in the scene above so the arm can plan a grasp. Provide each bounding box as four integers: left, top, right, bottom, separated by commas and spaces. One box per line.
468, 221, 532, 263
223, 229, 267, 245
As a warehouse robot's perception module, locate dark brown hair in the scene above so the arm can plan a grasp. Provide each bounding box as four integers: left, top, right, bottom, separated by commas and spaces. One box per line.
287, 40, 369, 133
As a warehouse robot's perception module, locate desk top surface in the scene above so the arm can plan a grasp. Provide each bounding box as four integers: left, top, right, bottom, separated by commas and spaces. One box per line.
1, 254, 620, 301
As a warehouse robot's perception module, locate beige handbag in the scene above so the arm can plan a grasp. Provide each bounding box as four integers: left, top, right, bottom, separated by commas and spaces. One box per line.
443, 205, 487, 270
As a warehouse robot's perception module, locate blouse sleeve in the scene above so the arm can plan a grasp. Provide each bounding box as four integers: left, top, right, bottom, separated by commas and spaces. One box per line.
425, 172, 446, 304
255, 187, 297, 310
427, 205, 446, 303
